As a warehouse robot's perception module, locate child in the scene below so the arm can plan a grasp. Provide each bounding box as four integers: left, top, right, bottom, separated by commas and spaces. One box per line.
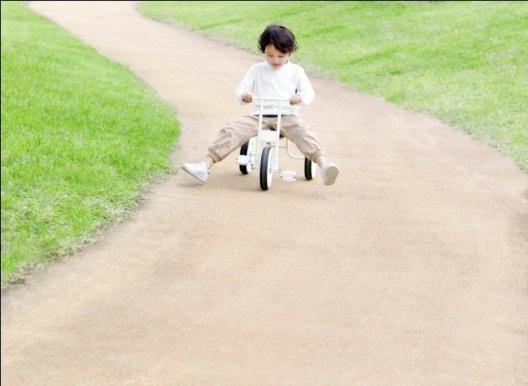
182, 25, 339, 186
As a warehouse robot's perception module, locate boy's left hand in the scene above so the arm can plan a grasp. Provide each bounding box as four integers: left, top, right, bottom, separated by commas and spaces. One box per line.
290, 95, 302, 105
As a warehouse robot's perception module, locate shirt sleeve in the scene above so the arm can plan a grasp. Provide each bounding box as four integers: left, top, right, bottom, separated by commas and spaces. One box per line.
235, 65, 256, 104
297, 67, 315, 106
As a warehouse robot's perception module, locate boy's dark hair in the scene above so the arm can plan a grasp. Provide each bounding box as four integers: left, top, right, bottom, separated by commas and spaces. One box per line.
258, 25, 298, 54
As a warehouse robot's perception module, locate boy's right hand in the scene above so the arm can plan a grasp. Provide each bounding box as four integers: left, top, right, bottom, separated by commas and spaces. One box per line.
241, 92, 253, 103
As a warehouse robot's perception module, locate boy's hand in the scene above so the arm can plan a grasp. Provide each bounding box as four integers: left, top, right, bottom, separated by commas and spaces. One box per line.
241, 92, 253, 103
290, 95, 302, 105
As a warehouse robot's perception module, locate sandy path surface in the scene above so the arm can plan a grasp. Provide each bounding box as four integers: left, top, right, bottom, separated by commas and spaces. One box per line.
3, 2, 528, 385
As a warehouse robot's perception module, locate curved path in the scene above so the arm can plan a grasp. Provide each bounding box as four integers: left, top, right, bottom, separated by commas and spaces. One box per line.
3, 2, 528, 384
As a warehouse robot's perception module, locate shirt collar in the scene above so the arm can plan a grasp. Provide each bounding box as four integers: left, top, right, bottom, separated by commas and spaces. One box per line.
265, 60, 291, 70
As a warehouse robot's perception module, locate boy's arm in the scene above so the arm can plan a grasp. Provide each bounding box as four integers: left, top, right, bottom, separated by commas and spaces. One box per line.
235, 65, 255, 104
296, 67, 315, 106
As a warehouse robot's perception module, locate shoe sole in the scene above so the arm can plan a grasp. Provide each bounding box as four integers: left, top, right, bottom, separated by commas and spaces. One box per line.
323, 165, 339, 186
182, 165, 207, 183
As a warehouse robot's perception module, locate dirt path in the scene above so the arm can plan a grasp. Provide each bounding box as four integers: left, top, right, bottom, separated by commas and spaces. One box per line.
3, 2, 528, 385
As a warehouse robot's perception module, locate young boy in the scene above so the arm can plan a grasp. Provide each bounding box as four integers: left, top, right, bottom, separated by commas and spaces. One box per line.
182, 25, 339, 186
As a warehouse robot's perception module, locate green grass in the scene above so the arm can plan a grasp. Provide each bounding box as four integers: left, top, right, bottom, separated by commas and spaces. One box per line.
1, 2, 180, 284
138, 1, 527, 172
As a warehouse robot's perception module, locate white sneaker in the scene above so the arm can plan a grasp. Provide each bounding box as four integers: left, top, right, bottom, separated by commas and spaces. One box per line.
320, 163, 339, 186
182, 161, 208, 183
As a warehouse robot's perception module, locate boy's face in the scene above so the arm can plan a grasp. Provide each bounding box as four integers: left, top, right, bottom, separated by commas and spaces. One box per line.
264, 44, 290, 69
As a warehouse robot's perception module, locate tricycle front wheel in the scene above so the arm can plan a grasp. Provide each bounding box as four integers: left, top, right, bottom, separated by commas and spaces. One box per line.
304, 158, 317, 180
260, 147, 274, 191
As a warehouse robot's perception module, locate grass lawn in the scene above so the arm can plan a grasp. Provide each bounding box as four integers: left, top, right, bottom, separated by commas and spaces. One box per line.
138, 1, 527, 172
1, 2, 180, 285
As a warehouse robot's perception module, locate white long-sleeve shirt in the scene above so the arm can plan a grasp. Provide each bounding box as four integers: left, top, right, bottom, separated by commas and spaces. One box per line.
235, 61, 315, 116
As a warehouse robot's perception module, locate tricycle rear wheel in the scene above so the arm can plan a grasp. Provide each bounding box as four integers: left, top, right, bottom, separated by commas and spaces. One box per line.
239, 141, 250, 175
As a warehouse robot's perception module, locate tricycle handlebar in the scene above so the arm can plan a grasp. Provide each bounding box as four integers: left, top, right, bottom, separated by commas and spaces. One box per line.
253, 96, 291, 103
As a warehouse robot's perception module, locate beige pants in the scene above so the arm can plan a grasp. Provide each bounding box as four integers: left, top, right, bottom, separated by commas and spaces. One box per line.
207, 115, 325, 163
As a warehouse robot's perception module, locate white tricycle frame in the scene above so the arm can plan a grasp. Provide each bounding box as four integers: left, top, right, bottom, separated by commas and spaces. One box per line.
236, 96, 317, 190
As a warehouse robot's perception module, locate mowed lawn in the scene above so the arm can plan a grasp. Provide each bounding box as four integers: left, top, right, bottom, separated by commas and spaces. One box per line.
138, 1, 527, 172
1, 2, 180, 284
